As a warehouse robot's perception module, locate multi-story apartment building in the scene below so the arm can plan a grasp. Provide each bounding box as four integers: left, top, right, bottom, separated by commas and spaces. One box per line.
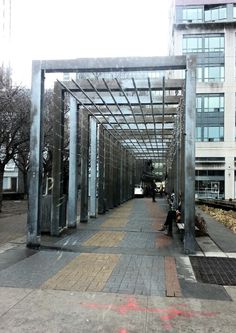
170, 0, 236, 199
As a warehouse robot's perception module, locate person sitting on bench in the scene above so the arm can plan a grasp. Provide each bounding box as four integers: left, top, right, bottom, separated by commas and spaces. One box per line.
159, 192, 181, 236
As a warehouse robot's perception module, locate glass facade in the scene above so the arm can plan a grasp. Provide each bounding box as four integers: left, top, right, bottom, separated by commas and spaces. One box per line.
183, 34, 225, 83
183, 34, 224, 53
197, 65, 224, 82
183, 7, 203, 23
234, 5, 236, 18
195, 170, 224, 199
196, 94, 224, 142
205, 5, 227, 22
177, 4, 229, 24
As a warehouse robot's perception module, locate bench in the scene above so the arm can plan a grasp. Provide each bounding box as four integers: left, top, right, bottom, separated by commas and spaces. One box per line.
176, 223, 199, 241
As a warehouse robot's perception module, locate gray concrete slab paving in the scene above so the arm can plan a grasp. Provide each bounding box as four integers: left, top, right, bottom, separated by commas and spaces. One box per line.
0, 246, 36, 271
147, 296, 236, 333
0, 287, 32, 317
0, 198, 236, 332
0, 288, 235, 332
0, 250, 77, 288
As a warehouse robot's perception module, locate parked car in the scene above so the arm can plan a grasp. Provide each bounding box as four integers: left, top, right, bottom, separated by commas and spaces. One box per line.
134, 185, 144, 197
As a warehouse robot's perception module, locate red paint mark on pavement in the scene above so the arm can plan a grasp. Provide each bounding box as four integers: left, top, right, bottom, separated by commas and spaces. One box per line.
82, 296, 219, 331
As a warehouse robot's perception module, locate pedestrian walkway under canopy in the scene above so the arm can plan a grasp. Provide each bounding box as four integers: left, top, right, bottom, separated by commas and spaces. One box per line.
28, 56, 196, 254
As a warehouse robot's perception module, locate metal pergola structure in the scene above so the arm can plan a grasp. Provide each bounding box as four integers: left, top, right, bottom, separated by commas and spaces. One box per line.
27, 56, 196, 254
58, 78, 182, 160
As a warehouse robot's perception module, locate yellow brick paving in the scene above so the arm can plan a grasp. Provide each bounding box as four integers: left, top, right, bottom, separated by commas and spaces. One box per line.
82, 231, 125, 247
41, 253, 120, 292
101, 217, 129, 228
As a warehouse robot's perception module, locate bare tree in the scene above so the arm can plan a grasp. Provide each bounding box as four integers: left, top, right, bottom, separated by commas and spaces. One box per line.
0, 67, 30, 211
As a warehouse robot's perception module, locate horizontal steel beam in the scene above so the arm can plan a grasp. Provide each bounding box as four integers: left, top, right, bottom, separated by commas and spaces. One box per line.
90, 107, 178, 116
63, 79, 185, 92
96, 115, 175, 124
75, 95, 180, 106
37, 56, 187, 73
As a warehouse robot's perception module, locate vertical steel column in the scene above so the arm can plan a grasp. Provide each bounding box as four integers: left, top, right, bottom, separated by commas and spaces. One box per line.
129, 153, 132, 199
130, 154, 134, 199
104, 130, 110, 211
125, 151, 129, 201
176, 113, 180, 205
27, 61, 44, 248
117, 144, 122, 205
80, 110, 89, 222
122, 149, 126, 202
67, 96, 78, 228
184, 56, 196, 254
90, 117, 97, 218
127, 153, 131, 199
122, 150, 126, 201
51, 83, 64, 236
131, 157, 135, 198
98, 126, 105, 214
112, 140, 117, 207
119, 147, 124, 204
108, 136, 114, 209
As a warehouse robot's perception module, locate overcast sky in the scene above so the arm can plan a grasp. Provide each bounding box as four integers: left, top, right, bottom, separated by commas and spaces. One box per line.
10, 0, 172, 86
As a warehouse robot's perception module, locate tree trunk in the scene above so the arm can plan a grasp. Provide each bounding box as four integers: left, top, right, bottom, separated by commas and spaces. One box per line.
23, 171, 28, 199
0, 168, 4, 213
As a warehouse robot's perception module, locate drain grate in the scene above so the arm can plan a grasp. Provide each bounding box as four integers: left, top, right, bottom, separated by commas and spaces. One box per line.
190, 257, 236, 286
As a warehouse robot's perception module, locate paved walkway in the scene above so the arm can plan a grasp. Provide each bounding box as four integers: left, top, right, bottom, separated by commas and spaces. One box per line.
0, 198, 236, 332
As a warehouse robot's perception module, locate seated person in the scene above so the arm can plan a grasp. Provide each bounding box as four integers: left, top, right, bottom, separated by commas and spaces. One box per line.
159, 193, 181, 235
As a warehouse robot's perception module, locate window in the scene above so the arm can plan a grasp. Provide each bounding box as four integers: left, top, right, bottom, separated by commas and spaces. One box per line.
183, 34, 224, 54
3, 177, 10, 190
204, 66, 224, 82
197, 94, 224, 112
196, 96, 202, 112
234, 5, 236, 18
196, 127, 202, 141
183, 35, 203, 53
203, 126, 224, 142
195, 170, 224, 199
205, 35, 224, 52
196, 94, 224, 142
196, 126, 224, 142
197, 65, 224, 82
205, 5, 227, 22
204, 95, 224, 112
183, 7, 203, 22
